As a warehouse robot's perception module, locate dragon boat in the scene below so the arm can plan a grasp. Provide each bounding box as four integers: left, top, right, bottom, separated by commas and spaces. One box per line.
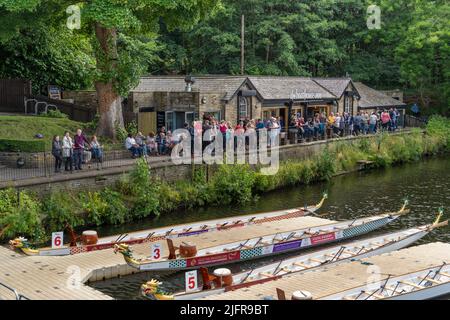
114, 201, 410, 272
141, 211, 447, 300
319, 263, 450, 300
9, 194, 328, 256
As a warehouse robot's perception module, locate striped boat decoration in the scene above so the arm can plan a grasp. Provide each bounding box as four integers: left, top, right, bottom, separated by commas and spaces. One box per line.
342, 217, 391, 239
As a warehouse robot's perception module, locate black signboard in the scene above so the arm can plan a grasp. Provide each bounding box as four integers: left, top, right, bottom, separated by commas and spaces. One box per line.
240, 90, 257, 97
157, 112, 166, 129
139, 107, 155, 113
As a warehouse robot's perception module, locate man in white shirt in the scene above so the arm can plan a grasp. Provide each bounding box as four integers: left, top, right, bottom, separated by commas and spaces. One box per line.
369, 112, 378, 134
334, 112, 342, 137
125, 134, 140, 158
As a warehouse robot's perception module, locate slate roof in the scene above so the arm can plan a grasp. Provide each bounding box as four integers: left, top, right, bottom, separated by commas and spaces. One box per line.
132, 76, 247, 101
247, 76, 336, 100
313, 78, 353, 98
132, 76, 405, 108
354, 82, 406, 109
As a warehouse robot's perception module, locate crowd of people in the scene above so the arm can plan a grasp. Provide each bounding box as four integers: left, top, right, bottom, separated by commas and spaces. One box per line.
48, 109, 401, 173
52, 129, 103, 173
123, 108, 402, 158
288, 108, 402, 140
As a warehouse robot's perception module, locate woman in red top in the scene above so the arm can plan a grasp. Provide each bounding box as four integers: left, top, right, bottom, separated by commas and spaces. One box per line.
381, 110, 391, 131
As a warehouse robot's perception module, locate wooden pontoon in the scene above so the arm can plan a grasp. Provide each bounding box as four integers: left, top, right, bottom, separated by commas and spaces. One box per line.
141, 213, 447, 300
320, 264, 450, 300
9, 194, 328, 257
114, 202, 410, 272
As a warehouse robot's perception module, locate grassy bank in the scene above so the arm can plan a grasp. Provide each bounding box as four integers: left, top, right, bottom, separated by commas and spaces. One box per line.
0, 114, 86, 151
1, 116, 449, 243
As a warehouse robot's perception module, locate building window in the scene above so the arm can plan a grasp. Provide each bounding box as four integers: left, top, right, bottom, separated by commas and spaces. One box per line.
344, 94, 350, 114
239, 96, 249, 121
166, 111, 174, 132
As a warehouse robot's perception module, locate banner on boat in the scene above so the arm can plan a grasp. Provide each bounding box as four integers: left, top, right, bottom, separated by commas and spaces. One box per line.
177, 230, 209, 238
273, 239, 303, 253
311, 232, 337, 245
187, 251, 241, 267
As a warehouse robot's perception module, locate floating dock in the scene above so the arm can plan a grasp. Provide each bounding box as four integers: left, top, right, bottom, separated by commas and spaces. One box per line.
0, 215, 332, 300
200, 242, 450, 300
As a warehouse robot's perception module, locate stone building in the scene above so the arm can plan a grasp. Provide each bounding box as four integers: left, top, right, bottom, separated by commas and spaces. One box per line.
354, 82, 407, 123
125, 75, 406, 132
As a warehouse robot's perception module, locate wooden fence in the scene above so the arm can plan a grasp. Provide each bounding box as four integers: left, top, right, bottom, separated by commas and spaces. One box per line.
0, 79, 32, 113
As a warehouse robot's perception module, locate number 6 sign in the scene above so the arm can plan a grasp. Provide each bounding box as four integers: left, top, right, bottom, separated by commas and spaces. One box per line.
151, 243, 162, 260
52, 232, 64, 248
185, 271, 198, 293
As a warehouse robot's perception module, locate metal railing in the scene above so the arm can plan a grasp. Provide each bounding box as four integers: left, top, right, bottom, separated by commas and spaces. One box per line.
0, 148, 150, 183
0, 281, 30, 300
0, 125, 413, 183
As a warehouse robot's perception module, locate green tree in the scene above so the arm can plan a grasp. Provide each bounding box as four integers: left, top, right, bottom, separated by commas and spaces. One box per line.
0, 0, 219, 138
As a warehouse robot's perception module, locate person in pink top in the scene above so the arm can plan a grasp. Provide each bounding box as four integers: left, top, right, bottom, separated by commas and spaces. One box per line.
381, 110, 391, 131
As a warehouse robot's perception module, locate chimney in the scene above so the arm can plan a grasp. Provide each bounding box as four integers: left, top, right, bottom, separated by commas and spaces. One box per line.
185, 75, 196, 92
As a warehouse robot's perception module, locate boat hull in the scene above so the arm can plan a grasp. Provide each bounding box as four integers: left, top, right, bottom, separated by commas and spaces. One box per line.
170, 228, 428, 300
18, 200, 324, 256
385, 282, 450, 300
130, 214, 400, 271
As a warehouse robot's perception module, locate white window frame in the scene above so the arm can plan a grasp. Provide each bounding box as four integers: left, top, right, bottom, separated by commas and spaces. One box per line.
239, 96, 249, 120
165, 111, 174, 132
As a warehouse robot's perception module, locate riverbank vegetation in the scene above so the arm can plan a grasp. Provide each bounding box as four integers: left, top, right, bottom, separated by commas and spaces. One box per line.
1, 116, 449, 243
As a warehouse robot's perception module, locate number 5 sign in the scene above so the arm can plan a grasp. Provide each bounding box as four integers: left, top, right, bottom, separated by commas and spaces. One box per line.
151, 243, 162, 260
52, 232, 64, 248
185, 271, 198, 293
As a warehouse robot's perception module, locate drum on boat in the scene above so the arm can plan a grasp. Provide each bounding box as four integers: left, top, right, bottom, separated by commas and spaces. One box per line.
179, 242, 197, 258
292, 290, 313, 300
213, 268, 233, 287
81, 231, 98, 245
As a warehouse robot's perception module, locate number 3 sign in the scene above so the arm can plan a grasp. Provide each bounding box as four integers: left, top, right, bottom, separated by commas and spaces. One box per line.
185, 271, 198, 293
52, 232, 64, 248
151, 243, 162, 260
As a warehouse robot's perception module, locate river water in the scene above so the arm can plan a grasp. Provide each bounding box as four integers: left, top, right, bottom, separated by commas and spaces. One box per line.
90, 157, 450, 300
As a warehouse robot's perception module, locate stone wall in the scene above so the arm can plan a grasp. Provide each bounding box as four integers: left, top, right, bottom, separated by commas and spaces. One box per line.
62, 90, 98, 111
9, 162, 192, 195
0, 152, 52, 169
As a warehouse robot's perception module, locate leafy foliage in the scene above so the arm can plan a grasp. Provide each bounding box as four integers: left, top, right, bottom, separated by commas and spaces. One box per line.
0, 188, 43, 241
42, 192, 84, 233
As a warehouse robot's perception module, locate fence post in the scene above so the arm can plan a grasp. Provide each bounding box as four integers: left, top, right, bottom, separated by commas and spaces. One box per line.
44, 152, 50, 178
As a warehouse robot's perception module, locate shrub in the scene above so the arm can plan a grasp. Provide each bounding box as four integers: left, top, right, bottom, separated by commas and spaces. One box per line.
115, 121, 129, 143
314, 149, 336, 181
129, 159, 160, 218
42, 192, 84, 232
157, 182, 182, 212
209, 165, 256, 205
0, 189, 44, 241
81, 189, 127, 226
38, 109, 68, 119
126, 120, 138, 136
426, 115, 450, 150
0, 138, 47, 152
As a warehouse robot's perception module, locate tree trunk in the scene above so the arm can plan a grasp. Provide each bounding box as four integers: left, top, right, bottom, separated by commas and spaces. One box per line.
94, 23, 124, 140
